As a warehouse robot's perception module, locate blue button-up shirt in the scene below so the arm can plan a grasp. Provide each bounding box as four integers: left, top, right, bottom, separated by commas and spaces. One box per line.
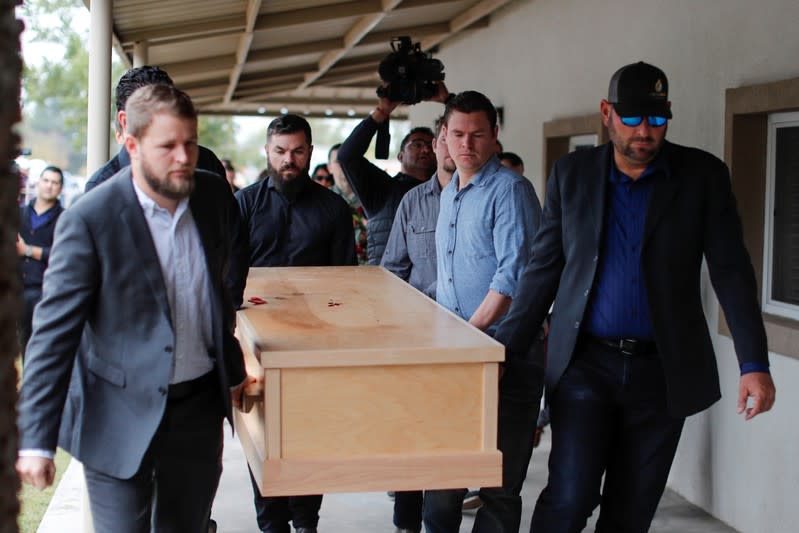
436, 157, 541, 334
381, 173, 442, 298
583, 157, 665, 340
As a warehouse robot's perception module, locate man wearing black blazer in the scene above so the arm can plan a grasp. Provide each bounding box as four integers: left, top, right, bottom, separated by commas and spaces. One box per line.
16, 85, 249, 532
493, 62, 776, 532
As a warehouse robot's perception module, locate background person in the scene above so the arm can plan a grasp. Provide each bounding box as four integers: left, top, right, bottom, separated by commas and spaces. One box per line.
17, 165, 64, 362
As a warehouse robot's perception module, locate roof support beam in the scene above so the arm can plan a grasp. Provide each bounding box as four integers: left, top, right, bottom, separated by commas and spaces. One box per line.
121, 15, 244, 44
224, 0, 263, 103
299, 0, 401, 90
421, 0, 511, 51
254, 0, 378, 31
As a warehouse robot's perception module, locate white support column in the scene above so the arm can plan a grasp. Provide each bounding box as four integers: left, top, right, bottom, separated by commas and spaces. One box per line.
133, 41, 148, 67
86, 0, 112, 176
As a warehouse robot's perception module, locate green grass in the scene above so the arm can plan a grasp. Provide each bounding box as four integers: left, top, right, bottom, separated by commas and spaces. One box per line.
18, 449, 72, 533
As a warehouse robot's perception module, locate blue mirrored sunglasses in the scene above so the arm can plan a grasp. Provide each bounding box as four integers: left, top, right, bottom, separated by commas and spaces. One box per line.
619, 115, 668, 127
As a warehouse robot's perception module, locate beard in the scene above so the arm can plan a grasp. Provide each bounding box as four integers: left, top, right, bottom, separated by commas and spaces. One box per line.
608, 120, 665, 164
442, 157, 457, 174
141, 159, 194, 200
267, 159, 310, 197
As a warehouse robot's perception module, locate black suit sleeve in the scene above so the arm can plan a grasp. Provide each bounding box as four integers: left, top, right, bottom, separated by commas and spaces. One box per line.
494, 163, 565, 363
703, 162, 769, 367
226, 188, 250, 310
198, 145, 227, 180
337, 116, 393, 218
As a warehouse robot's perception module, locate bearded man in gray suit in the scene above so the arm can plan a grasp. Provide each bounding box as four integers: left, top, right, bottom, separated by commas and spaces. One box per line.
16, 84, 250, 533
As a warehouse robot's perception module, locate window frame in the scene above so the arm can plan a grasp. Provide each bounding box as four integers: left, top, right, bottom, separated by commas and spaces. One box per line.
722, 75, 799, 360
762, 111, 799, 320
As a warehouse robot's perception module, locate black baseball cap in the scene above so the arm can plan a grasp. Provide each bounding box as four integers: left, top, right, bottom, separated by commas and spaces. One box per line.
608, 61, 672, 119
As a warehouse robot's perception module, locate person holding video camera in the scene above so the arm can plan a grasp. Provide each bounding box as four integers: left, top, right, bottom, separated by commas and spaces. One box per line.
336, 83, 449, 265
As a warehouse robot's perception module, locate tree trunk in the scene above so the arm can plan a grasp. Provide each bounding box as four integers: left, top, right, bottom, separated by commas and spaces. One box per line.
0, 1, 23, 532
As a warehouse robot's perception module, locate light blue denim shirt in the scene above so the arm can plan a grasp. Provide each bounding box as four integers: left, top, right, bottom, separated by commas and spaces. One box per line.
435, 156, 541, 333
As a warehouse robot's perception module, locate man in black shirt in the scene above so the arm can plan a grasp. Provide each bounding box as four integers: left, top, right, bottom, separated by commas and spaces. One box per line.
231, 114, 356, 533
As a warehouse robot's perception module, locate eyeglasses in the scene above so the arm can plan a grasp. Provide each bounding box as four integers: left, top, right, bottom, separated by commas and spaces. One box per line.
619, 116, 668, 128
406, 140, 433, 150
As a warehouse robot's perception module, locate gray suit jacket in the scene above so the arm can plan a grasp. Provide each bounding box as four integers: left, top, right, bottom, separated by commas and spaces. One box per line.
494, 141, 768, 417
18, 168, 246, 478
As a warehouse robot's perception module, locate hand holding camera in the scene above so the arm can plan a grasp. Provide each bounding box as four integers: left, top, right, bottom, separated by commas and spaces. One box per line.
376, 36, 446, 107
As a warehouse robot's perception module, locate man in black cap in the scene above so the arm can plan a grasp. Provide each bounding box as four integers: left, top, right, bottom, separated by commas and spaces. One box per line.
493, 61, 776, 532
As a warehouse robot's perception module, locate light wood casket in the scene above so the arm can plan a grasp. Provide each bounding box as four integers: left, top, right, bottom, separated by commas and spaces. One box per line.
235, 266, 503, 496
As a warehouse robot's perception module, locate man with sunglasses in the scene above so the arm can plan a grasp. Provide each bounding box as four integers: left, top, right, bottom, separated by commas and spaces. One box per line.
493, 61, 776, 532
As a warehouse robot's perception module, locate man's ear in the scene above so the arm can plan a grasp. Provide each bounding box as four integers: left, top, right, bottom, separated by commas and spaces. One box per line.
124, 134, 139, 161
114, 110, 127, 144
397, 150, 404, 163
600, 99, 612, 126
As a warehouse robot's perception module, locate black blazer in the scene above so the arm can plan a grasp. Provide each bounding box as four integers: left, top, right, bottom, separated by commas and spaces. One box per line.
18, 168, 246, 478
494, 141, 768, 417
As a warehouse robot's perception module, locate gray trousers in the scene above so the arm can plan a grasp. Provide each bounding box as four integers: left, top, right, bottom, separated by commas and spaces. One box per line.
83, 379, 224, 533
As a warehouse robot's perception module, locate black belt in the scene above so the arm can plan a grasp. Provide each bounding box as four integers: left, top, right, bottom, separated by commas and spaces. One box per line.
168, 370, 216, 400
588, 336, 657, 356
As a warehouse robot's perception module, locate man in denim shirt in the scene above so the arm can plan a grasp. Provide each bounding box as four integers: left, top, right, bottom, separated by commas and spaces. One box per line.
382, 116, 454, 299
379, 116, 454, 533
424, 91, 544, 533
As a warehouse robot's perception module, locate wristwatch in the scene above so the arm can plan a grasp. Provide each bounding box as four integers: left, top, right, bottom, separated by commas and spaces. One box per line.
25, 245, 33, 258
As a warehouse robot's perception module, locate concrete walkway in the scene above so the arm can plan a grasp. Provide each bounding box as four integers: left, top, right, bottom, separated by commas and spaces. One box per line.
39, 422, 740, 532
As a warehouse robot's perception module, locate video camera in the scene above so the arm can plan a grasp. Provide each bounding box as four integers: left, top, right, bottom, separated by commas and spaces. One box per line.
377, 36, 445, 105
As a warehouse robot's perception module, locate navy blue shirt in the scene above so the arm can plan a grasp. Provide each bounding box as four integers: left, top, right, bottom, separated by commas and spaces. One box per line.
583, 157, 665, 340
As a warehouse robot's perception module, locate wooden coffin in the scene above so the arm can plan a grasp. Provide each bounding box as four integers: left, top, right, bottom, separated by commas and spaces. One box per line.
235, 266, 503, 496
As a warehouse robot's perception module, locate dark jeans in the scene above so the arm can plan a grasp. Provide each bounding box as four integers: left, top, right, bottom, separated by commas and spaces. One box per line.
84, 379, 223, 533
394, 490, 423, 531
424, 340, 545, 533
19, 286, 42, 362
248, 467, 322, 533
530, 339, 685, 533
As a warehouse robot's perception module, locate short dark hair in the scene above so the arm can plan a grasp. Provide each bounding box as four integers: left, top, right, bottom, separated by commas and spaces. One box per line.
400, 127, 434, 152
499, 152, 523, 168
125, 85, 197, 139
443, 91, 498, 131
311, 163, 328, 178
115, 66, 173, 113
41, 165, 64, 185
115, 66, 174, 133
433, 115, 446, 138
328, 143, 342, 163
267, 114, 312, 145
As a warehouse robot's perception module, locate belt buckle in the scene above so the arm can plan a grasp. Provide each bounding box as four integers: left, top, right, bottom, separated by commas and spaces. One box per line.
619, 338, 636, 355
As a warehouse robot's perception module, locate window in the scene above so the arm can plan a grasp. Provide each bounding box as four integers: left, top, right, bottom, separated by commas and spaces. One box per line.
763, 111, 799, 320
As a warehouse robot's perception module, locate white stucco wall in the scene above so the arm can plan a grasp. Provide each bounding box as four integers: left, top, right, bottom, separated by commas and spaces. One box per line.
408, 1, 799, 531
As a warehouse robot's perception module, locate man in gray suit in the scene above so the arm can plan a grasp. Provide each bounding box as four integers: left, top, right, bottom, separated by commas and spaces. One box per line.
16, 84, 249, 533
